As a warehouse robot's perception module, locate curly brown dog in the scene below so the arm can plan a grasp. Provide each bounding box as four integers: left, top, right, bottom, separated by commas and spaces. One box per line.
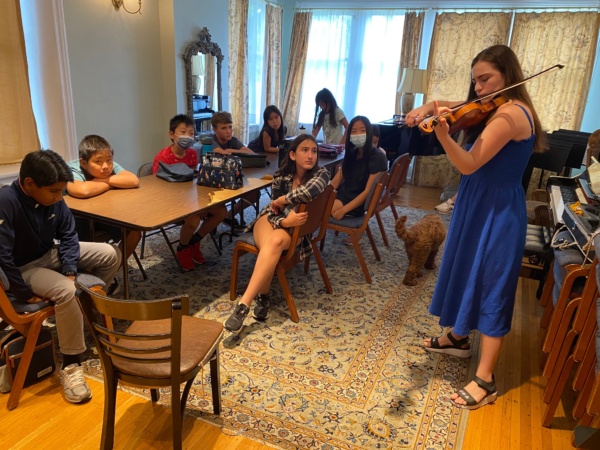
395, 214, 447, 286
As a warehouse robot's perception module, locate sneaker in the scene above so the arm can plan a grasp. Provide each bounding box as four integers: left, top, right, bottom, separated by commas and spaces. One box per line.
435, 198, 455, 214
106, 278, 120, 296
224, 303, 250, 333
59, 364, 92, 404
176, 246, 195, 271
253, 294, 270, 321
191, 242, 206, 265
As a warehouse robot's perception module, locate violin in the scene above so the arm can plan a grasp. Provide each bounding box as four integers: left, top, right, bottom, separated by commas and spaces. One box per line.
417, 64, 564, 134
419, 96, 508, 134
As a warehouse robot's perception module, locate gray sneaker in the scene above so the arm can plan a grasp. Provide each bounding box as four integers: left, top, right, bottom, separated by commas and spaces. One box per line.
59, 364, 92, 403
224, 303, 250, 333
435, 198, 455, 214
253, 294, 270, 321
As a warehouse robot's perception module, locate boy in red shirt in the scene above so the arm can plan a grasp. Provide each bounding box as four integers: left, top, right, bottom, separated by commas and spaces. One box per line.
152, 114, 226, 270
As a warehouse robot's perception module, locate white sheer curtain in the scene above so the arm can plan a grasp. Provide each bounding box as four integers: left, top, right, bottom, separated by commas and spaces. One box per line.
298, 9, 404, 128
247, 0, 266, 126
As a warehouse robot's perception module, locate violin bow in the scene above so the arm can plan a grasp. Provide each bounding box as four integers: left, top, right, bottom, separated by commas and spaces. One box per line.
449, 64, 564, 111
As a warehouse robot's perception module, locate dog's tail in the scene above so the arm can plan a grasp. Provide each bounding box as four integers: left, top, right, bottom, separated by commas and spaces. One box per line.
395, 216, 409, 240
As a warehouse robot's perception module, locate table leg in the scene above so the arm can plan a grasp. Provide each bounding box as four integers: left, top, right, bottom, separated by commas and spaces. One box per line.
121, 227, 129, 299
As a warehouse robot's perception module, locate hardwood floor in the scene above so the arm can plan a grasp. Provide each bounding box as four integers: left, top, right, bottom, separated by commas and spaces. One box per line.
0, 184, 585, 449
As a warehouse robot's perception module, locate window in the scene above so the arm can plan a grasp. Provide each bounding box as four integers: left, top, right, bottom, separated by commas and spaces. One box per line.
247, 0, 266, 126
299, 10, 404, 129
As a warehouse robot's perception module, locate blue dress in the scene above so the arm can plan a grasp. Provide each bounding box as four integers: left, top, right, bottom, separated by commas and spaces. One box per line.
429, 106, 534, 337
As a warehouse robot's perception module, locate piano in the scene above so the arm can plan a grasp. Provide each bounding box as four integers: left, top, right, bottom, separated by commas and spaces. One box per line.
545, 129, 595, 250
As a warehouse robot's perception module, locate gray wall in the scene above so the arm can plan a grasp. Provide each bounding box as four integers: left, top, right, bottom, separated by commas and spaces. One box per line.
62, 0, 165, 172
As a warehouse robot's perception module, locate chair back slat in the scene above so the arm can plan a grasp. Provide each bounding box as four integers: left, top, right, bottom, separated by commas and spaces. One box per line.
387, 153, 411, 197
75, 283, 184, 373
312, 186, 337, 242
363, 171, 389, 213
94, 323, 172, 342
86, 294, 190, 321
298, 185, 336, 236
137, 162, 153, 177
364, 172, 389, 218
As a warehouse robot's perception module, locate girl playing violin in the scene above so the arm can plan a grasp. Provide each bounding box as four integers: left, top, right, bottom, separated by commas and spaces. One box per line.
406, 44, 546, 410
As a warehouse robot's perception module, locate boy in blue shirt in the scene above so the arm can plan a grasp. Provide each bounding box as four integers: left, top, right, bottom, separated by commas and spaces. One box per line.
0, 150, 121, 404
67, 135, 141, 283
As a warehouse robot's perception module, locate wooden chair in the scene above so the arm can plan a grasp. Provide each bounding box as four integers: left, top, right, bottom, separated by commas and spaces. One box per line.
321, 172, 390, 283
541, 259, 598, 427
374, 153, 411, 246
75, 283, 223, 450
0, 269, 105, 410
229, 185, 336, 323
137, 163, 222, 271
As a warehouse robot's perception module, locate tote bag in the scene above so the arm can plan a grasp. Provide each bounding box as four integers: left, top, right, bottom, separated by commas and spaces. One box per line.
197, 152, 243, 189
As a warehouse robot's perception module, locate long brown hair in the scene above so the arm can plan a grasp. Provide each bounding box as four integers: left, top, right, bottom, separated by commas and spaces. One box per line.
276, 134, 320, 184
462, 45, 546, 153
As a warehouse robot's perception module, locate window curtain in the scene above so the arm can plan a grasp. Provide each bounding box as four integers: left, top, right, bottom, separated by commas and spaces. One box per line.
228, 0, 249, 143
281, 11, 312, 136
298, 9, 404, 128
1, 0, 39, 165
395, 11, 425, 115
510, 12, 600, 133
412, 12, 511, 188
265, 4, 283, 107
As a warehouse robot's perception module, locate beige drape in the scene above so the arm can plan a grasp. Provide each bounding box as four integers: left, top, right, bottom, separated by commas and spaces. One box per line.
511, 12, 600, 133
228, 0, 249, 143
511, 12, 599, 193
413, 12, 511, 188
265, 4, 283, 108
282, 11, 312, 136
1, 0, 39, 165
395, 12, 425, 115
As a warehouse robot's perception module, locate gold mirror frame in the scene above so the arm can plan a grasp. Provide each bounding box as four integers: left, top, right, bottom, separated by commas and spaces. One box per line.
182, 27, 223, 118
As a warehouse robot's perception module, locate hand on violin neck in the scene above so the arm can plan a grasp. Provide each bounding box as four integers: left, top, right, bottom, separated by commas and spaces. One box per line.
432, 100, 451, 135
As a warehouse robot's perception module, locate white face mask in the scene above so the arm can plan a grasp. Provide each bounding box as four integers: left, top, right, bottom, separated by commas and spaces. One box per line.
350, 133, 367, 148
176, 135, 195, 150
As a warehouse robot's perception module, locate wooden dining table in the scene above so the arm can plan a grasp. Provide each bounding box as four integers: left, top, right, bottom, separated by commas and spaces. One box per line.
64, 151, 344, 298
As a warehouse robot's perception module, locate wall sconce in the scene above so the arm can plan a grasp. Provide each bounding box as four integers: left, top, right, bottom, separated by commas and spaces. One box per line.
397, 68, 429, 118
112, 0, 142, 14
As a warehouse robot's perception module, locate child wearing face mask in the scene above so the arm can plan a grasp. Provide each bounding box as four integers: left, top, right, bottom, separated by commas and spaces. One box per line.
152, 114, 227, 271
312, 88, 349, 145
329, 115, 388, 221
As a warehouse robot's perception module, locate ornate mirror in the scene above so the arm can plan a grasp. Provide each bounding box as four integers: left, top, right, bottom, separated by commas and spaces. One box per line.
183, 28, 223, 130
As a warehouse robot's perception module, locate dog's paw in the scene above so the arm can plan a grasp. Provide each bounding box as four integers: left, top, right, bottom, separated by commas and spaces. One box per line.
403, 277, 418, 286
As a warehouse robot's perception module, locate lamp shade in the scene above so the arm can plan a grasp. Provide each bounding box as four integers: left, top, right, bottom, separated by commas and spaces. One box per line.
397, 68, 428, 94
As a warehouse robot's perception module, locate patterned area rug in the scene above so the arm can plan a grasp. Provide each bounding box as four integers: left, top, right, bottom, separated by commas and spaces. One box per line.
82, 205, 472, 449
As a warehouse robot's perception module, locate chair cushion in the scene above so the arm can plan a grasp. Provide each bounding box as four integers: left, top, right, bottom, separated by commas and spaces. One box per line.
328, 215, 364, 229
236, 233, 255, 246
112, 316, 224, 378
